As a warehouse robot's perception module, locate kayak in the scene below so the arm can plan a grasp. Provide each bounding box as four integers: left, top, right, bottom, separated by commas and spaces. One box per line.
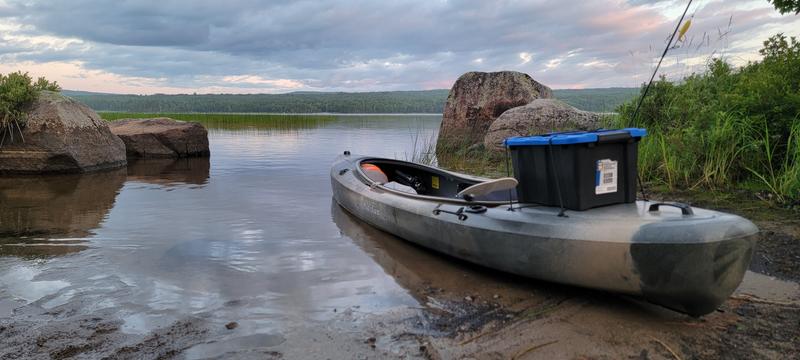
330, 152, 759, 316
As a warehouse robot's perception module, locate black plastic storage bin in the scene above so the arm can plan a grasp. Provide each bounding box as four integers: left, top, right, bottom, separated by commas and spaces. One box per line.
504, 128, 647, 211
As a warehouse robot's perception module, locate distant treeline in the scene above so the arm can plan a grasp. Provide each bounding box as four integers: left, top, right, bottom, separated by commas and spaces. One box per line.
63, 87, 637, 114
552, 88, 639, 113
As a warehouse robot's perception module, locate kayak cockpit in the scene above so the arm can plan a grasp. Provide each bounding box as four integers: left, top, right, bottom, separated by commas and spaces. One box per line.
356, 158, 518, 203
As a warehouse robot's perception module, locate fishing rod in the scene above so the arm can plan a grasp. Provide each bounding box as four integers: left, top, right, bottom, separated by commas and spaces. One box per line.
631, 0, 693, 201
630, 0, 694, 124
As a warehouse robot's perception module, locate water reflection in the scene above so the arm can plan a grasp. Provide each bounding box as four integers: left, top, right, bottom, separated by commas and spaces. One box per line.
126, 158, 210, 186
0, 168, 126, 258
330, 198, 570, 309
0, 115, 444, 346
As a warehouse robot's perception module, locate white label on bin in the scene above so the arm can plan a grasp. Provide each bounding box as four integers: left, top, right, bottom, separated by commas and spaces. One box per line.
595, 159, 618, 194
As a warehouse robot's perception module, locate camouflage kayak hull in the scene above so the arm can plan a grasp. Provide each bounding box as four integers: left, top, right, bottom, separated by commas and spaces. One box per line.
330, 154, 758, 316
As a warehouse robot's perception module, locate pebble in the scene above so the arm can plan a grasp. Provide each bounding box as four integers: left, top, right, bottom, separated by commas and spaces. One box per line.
225, 321, 238, 330
464, 296, 473, 302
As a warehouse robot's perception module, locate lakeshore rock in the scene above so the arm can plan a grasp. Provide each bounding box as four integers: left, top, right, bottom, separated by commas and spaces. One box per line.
0, 91, 126, 174
483, 99, 602, 151
436, 71, 552, 153
109, 118, 210, 158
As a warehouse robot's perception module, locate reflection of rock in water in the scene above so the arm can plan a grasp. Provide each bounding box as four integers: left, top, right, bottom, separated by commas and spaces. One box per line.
126, 158, 210, 186
0, 168, 126, 257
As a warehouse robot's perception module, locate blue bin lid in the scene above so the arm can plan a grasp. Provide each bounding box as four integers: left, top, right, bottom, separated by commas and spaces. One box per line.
504, 128, 647, 147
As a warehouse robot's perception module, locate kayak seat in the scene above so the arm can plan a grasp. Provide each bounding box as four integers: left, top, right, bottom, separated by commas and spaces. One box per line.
361, 163, 388, 184
359, 159, 517, 202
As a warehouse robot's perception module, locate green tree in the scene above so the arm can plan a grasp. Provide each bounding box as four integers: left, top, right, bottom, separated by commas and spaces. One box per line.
769, 0, 800, 14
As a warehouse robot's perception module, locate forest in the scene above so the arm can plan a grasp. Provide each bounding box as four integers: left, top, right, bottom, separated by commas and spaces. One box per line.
63, 88, 638, 114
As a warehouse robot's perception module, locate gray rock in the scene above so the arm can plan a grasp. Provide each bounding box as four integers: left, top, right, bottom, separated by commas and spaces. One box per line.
436, 71, 552, 153
0, 91, 126, 174
109, 118, 210, 158
484, 99, 602, 151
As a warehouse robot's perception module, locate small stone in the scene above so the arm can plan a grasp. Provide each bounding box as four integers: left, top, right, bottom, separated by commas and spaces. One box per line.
464, 296, 473, 302
493, 294, 500, 299
225, 321, 238, 330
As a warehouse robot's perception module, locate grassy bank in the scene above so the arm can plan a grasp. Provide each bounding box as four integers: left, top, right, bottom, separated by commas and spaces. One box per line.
437, 34, 799, 207
610, 34, 800, 205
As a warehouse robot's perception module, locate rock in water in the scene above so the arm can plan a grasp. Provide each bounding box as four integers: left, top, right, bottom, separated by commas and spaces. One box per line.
436, 71, 552, 153
483, 99, 602, 151
0, 91, 126, 174
109, 118, 210, 158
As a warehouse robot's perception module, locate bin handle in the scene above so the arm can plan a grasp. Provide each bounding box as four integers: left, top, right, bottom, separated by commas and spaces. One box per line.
648, 202, 694, 216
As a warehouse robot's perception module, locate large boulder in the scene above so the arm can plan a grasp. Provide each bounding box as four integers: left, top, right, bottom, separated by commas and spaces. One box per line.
0, 91, 127, 174
109, 118, 210, 158
436, 71, 552, 153
483, 99, 602, 151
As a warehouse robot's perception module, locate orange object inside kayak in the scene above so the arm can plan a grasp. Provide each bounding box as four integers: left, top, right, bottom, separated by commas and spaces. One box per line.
360, 163, 388, 184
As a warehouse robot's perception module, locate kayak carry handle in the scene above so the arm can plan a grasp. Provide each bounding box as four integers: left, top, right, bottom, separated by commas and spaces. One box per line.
433, 204, 468, 221
648, 202, 694, 216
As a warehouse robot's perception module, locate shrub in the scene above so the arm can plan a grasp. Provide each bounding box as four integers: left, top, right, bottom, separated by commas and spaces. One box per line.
0, 71, 60, 146
613, 34, 800, 203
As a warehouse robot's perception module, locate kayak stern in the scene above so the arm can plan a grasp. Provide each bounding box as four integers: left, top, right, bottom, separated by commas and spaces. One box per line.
631, 218, 758, 316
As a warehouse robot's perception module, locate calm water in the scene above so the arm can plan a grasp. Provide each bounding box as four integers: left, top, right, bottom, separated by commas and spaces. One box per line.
0, 115, 442, 348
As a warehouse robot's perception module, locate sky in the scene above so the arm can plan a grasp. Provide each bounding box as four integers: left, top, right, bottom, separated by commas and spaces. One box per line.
0, 0, 797, 94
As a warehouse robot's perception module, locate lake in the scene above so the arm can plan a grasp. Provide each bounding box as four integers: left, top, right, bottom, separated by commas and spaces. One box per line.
0, 114, 448, 358
2, 114, 798, 359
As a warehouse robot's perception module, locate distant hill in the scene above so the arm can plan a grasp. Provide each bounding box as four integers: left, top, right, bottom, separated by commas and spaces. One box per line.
63, 88, 638, 114
553, 88, 639, 113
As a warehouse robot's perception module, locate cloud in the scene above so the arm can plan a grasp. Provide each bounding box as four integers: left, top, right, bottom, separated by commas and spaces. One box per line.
221, 75, 305, 89
0, 0, 796, 93
519, 52, 533, 64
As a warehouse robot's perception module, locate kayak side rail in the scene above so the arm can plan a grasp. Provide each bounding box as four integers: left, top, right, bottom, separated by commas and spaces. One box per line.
372, 183, 516, 206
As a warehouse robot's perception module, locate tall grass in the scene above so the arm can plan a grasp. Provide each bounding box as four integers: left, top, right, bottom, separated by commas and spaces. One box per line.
99, 112, 335, 131
433, 130, 508, 178
404, 129, 438, 166
612, 34, 800, 204
748, 118, 800, 203
622, 111, 754, 190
